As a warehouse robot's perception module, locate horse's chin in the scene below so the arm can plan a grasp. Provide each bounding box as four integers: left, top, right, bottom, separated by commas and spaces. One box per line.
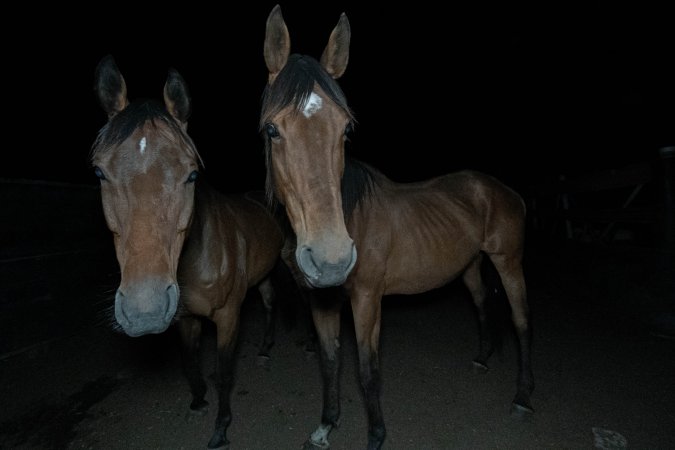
119, 320, 172, 337
304, 273, 349, 289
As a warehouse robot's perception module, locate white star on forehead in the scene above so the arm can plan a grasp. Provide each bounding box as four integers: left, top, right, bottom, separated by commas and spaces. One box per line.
139, 137, 147, 154
302, 92, 323, 118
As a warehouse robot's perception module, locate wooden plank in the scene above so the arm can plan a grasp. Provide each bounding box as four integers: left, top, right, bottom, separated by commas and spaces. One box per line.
530, 162, 654, 197
537, 206, 659, 224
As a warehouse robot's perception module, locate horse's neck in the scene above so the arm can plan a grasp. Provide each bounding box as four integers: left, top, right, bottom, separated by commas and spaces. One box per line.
190, 183, 220, 235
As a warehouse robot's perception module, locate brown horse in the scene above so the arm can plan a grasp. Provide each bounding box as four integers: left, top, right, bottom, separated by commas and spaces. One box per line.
92, 55, 284, 450
261, 5, 534, 450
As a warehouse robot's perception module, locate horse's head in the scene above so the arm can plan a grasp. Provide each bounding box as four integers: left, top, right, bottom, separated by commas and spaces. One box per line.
92, 55, 201, 337
261, 5, 356, 288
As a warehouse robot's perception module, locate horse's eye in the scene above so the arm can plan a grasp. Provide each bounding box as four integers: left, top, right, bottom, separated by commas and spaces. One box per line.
93, 166, 106, 181
265, 123, 280, 139
186, 170, 199, 183
345, 122, 354, 136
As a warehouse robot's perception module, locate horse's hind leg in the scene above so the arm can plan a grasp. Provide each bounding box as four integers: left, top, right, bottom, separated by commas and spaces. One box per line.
208, 303, 243, 450
489, 253, 534, 415
256, 277, 276, 367
462, 253, 494, 372
178, 316, 209, 416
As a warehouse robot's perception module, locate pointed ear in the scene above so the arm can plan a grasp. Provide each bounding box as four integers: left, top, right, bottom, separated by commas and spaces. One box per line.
320, 13, 350, 79
164, 68, 191, 127
94, 55, 129, 118
264, 4, 291, 83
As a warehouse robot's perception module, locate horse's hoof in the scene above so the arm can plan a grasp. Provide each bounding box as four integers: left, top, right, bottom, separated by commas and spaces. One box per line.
302, 439, 329, 450
185, 399, 209, 422
206, 444, 229, 450
207, 432, 230, 450
471, 360, 488, 373
191, 398, 209, 412
510, 401, 534, 419
207, 442, 229, 450
257, 354, 271, 370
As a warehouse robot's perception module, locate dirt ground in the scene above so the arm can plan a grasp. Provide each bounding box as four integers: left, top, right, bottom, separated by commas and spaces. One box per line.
1, 239, 674, 450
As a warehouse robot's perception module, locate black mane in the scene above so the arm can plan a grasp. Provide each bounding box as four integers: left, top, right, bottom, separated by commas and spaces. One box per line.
341, 158, 377, 218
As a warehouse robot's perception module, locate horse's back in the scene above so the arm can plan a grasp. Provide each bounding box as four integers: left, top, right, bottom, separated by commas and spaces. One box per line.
371, 169, 525, 236
347, 169, 526, 294
434, 170, 526, 255
436, 170, 525, 219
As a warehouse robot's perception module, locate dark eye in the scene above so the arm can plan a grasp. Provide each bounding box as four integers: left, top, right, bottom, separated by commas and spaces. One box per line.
345, 122, 354, 136
186, 170, 199, 183
93, 166, 106, 181
265, 123, 280, 139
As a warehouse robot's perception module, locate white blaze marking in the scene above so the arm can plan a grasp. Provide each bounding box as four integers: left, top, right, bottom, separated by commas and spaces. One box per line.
139, 137, 147, 154
302, 92, 323, 118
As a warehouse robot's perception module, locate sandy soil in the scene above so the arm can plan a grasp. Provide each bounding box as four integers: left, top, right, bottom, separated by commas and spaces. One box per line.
1, 241, 674, 449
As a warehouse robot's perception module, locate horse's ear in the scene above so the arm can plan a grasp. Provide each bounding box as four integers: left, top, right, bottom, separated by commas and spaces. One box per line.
320, 13, 350, 79
264, 4, 291, 83
164, 68, 191, 126
94, 55, 129, 118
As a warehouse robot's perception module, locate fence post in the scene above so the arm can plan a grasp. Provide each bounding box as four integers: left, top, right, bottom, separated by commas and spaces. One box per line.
659, 146, 675, 252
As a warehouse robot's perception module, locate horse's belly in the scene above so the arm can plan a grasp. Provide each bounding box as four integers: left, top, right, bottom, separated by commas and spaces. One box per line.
385, 264, 464, 295
384, 248, 475, 295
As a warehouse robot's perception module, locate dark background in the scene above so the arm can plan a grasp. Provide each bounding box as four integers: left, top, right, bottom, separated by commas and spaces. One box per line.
2, 4, 674, 448
3, 1, 673, 194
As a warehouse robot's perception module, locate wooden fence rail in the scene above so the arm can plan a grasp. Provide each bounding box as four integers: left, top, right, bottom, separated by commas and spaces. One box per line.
526, 146, 674, 250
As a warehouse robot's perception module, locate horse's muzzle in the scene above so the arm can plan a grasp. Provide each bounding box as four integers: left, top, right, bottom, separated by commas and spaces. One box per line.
296, 243, 357, 288
114, 283, 179, 336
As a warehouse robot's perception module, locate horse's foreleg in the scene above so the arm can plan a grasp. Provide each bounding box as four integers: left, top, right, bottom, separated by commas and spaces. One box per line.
303, 288, 343, 450
178, 316, 209, 415
490, 255, 534, 415
462, 254, 494, 372
351, 290, 386, 450
207, 306, 242, 450
302, 289, 319, 355
257, 277, 276, 366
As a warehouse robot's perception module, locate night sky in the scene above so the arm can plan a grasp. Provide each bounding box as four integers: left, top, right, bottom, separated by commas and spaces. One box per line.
4, 2, 673, 195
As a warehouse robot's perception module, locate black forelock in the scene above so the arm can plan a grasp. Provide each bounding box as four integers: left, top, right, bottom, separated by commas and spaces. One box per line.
90, 99, 201, 166
259, 54, 354, 127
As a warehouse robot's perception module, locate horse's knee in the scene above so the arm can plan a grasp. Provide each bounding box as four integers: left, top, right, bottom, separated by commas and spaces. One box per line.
511, 310, 530, 333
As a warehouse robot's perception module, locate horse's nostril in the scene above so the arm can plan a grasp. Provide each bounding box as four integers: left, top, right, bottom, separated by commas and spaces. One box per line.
164, 284, 179, 322
114, 288, 130, 325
